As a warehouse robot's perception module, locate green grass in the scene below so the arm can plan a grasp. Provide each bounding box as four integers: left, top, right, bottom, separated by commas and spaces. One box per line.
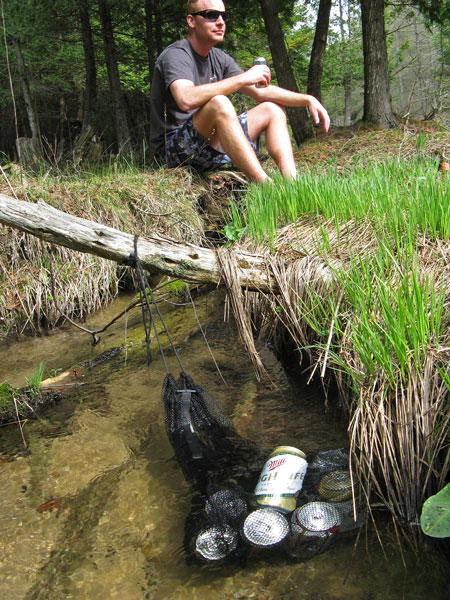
25, 362, 45, 396
227, 157, 450, 245
226, 156, 450, 383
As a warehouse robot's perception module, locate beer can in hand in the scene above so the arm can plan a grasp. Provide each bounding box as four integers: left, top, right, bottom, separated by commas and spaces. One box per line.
253, 57, 267, 88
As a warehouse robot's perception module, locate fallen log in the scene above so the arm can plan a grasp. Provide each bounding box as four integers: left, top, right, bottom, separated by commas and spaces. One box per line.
0, 193, 276, 292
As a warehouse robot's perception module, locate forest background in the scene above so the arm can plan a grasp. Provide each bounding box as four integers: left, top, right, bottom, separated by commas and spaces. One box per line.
0, 0, 449, 167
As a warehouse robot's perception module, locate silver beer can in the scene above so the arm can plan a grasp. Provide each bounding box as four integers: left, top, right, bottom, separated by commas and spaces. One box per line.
291, 501, 340, 538
195, 525, 238, 561
242, 508, 289, 548
286, 501, 340, 558
253, 57, 267, 88
254, 446, 308, 513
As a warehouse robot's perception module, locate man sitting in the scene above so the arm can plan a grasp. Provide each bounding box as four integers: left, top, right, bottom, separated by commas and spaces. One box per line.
150, 0, 330, 183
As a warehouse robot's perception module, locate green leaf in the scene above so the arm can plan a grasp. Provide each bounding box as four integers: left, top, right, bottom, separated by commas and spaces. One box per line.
420, 483, 450, 538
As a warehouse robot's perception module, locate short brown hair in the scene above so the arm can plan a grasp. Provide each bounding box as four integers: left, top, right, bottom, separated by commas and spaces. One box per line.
186, 1, 202, 14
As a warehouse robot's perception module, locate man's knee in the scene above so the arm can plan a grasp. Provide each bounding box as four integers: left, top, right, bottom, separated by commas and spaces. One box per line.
205, 94, 236, 118
248, 102, 287, 139
262, 101, 287, 123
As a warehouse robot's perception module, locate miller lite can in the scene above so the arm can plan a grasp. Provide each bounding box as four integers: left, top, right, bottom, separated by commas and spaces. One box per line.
254, 446, 308, 513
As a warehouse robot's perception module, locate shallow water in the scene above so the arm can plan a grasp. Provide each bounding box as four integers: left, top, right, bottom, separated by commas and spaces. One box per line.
0, 290, 448, 600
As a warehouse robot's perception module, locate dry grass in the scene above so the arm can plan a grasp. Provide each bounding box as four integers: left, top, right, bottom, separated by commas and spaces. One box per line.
295, 118, 450, 173
0, 166, 207, 336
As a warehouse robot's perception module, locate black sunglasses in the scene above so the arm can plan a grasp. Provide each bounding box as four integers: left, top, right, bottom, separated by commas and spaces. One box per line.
189, 10, 227, 22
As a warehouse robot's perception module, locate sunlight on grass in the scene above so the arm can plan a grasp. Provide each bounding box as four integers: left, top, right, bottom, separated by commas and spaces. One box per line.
228, 157, 450, 245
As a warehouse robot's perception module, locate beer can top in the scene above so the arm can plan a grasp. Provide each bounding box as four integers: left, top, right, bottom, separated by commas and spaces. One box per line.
293, 502, 340, 533
271, 445, 306, 459
242, 508, 289, 547
195, 525, 238, 561
318, 471, 353, 502
253, 57, 267, 65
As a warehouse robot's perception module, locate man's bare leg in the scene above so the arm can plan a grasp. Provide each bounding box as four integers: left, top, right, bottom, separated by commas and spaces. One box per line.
247, 102, 297, 178
193, 95, 271, 182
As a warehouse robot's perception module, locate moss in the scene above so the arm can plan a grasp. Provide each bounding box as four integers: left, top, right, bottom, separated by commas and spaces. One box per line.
0, 380, 62, 424
0, 381, 14, 409
164, 279, 188, 298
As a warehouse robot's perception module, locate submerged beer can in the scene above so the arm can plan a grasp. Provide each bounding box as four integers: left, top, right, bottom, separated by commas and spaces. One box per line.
242, 508, 289, 548
195, 525, 238, 562
286, 501, 340, 558
291, 501, 340, 538
318, 470, 353, 502
254, 446, 308, 513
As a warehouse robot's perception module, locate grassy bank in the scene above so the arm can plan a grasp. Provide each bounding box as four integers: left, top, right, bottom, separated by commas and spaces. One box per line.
0, 164, 206, 337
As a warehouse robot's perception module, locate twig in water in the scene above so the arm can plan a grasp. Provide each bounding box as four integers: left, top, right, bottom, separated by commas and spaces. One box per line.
12, 394, 27, 448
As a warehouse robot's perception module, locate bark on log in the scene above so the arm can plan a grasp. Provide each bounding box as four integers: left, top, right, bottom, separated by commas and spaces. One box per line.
0, 194, 276, 292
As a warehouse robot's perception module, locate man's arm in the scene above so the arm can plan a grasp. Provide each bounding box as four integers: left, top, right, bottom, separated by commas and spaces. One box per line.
169, 64, 271, 112
170, 62, 330, 133
242, 84, 331, 133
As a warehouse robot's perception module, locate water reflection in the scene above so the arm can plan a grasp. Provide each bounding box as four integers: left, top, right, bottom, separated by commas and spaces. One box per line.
0, 291, 448, 599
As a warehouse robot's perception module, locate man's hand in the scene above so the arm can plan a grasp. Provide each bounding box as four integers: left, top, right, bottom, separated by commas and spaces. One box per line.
306, 96, 330, 133
244, 64, 271, 88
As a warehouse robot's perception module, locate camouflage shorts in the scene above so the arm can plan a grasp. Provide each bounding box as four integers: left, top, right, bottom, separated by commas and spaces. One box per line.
160, 111, 258, 171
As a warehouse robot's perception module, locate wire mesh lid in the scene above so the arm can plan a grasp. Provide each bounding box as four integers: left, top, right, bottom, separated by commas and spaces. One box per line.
195, 525, 238, 561
318, 471, 353, 502
205, 489, 247, 522
309, 449, 348, 471
293, 502, 340, 533
242, 509, 289, 547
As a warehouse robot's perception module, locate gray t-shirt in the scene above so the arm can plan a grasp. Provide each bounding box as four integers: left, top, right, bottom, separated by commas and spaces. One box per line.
150, 38, 243, 156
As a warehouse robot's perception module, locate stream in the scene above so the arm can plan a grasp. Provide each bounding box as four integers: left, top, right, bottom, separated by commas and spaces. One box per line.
0, 289, 448, 600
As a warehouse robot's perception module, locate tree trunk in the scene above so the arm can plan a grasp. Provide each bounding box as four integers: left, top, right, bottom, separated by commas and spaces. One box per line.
79, 0, 97, 131
307, 0, 332, 103
259, 0, 313, 145
154, 0, 163, 57
0, 194, 278, 293
360, 0, 396, 128
343, 78, 352, 126
11, 36, 43, 166
145, 0, 156, 85
97, 0, 132, 154
339, 0, 352, 126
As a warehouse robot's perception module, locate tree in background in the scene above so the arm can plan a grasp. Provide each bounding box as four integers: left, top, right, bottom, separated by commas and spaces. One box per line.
307, 0, 332, 103
97, 0, 132, 155
1, 0, 84, 164
259, 0, 313, 144
79, 0, 97, 133
360, 0, 396, 128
